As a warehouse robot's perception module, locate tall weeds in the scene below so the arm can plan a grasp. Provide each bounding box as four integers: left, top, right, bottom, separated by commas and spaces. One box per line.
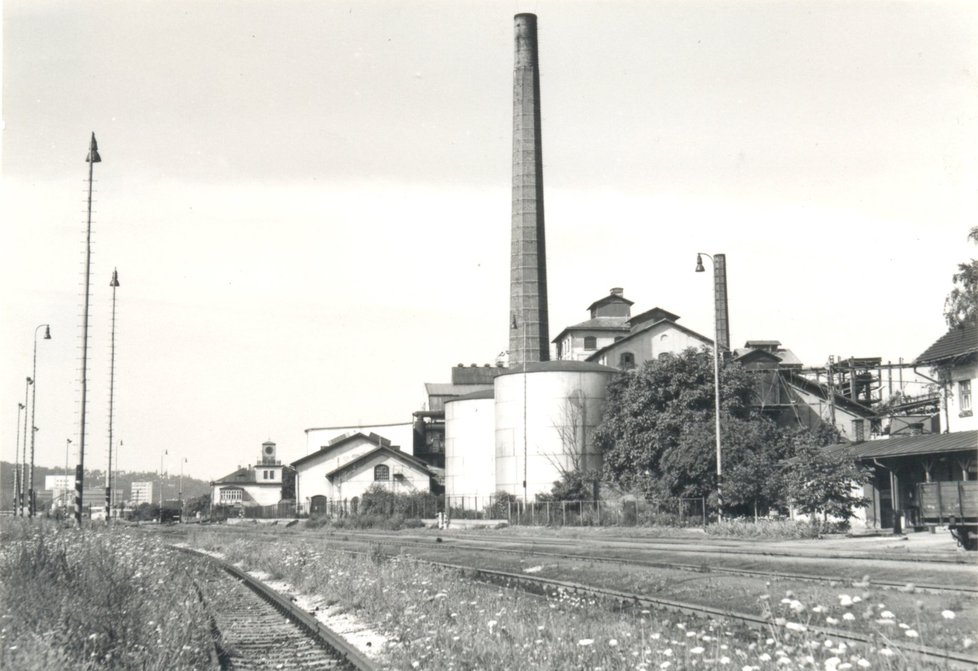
0, 520, 215, 670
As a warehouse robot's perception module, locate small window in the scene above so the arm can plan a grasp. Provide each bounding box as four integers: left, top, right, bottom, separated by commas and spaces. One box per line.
619, 352, 636, 370
374, 464, 390, 481
960, 380, 973, 414
583, 336, 597, 350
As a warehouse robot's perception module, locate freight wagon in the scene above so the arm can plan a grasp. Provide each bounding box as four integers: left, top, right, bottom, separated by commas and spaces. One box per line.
916, 481, 977, 550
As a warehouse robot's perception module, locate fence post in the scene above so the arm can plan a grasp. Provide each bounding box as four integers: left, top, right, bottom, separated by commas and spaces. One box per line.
702, 496, 707, 528
507, 499, 511, 523
562, 500, 566, 526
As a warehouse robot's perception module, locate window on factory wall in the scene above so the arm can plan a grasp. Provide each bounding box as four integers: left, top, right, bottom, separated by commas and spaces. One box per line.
584, 336, 597, 350
374, 465, 390, 481
960, 379, 973, 416
619, 352, 636, 370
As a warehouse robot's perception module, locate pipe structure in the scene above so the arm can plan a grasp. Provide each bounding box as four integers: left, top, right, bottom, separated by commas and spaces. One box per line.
509, 13, 550, 366
712, 254, 730, 352
696, 253, 724, 521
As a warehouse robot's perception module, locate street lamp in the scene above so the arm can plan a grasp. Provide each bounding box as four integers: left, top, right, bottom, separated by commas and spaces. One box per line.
28, 324, 51, 517
20, 378, 32, 516
14, 403, 24, 515
695, 252, 724, 521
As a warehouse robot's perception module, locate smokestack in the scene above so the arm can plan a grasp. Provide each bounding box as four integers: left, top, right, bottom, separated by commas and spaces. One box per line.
509, 13, 550, 366
713, 253, 730, 352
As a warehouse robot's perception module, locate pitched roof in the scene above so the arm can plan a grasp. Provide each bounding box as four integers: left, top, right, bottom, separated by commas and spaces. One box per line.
627, 307, 681, 328
212, 465, 283, 486
828, 430, 977, 460
292, 432, 394, 468
323, 445, 434, 479
551, 317, 631, 344
915, 322, 978, 365
586, 292, 634, 313
586, 318, 712, 362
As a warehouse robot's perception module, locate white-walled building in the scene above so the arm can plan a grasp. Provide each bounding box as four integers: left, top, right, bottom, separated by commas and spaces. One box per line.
917, 322, 978, 433
293, 432, 434, 514
211, 441, 292, 508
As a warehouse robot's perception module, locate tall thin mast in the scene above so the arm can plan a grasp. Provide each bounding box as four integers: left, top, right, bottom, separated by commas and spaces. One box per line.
77, 132, 100, 526
106, 268, 119, 522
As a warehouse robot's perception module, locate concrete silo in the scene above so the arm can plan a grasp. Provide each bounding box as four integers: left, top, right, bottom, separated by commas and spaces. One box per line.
494, 361, 617, 501
444, 389, 497, 501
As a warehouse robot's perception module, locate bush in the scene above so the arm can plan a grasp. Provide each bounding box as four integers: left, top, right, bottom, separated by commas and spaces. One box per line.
705, 518, 823, 540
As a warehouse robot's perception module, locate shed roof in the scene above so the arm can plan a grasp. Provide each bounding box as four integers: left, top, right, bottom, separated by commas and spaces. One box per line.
424, 383, 493, 396
915, 322, 978, 365
828, 430, 977, 460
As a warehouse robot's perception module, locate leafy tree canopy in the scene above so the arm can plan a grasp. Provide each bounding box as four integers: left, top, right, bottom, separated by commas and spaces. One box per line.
595, 348, 845, 518
944, 226, 978, 329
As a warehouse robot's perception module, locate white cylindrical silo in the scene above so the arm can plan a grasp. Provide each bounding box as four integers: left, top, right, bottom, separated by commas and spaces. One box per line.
494, 361, 617, 500
444, 389, 496, 501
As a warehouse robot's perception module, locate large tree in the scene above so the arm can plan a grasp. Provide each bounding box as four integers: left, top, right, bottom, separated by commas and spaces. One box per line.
944, 226, 978, 328
595, 348, 782, 508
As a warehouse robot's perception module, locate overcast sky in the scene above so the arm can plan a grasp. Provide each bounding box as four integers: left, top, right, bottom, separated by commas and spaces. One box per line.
2, 1, 976, 480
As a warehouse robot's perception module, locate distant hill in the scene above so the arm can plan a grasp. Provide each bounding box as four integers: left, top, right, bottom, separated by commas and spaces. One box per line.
0, 461, 212, 512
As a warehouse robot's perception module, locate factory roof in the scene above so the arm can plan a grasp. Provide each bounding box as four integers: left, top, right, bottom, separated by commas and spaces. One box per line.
444, 388, 495, 403
915, 322, 978, 365
424, 383, 494, 396
780, 371, 876, 418
497, 360, 618, 377
627, 307, 681, 329
827, 430, 977, 460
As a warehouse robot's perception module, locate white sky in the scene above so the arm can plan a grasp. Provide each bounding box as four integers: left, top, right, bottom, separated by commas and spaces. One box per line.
2, 1, 976, 480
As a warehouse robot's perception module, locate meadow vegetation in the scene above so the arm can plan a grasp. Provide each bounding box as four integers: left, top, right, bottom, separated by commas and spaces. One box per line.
200, 532, 973, 670
0, 519, 215, 670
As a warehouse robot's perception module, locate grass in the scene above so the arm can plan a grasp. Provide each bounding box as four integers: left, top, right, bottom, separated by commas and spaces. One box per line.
0, 519, 215, 670
197, 531, 972, 670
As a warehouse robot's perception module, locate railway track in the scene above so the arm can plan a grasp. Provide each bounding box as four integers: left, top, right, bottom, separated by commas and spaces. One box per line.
424, 558, 978, 671
316, 530, 978, 595
176, 547, 377, 671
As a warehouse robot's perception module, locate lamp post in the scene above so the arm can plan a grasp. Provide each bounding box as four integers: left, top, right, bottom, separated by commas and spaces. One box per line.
28, 324, 51, 517
695, 252, 724, 521
20, 378, 32, 516
13, 403, 24, 515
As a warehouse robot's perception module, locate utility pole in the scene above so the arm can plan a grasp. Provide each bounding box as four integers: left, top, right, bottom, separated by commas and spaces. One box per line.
106, 269, 120, 523
77, 132, 101, 527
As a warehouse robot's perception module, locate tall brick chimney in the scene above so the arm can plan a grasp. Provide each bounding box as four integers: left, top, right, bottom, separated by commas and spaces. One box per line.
509, 13, 550, 366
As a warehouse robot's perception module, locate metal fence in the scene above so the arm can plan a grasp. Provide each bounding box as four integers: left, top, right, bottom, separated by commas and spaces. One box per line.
289, 495, 707, 528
